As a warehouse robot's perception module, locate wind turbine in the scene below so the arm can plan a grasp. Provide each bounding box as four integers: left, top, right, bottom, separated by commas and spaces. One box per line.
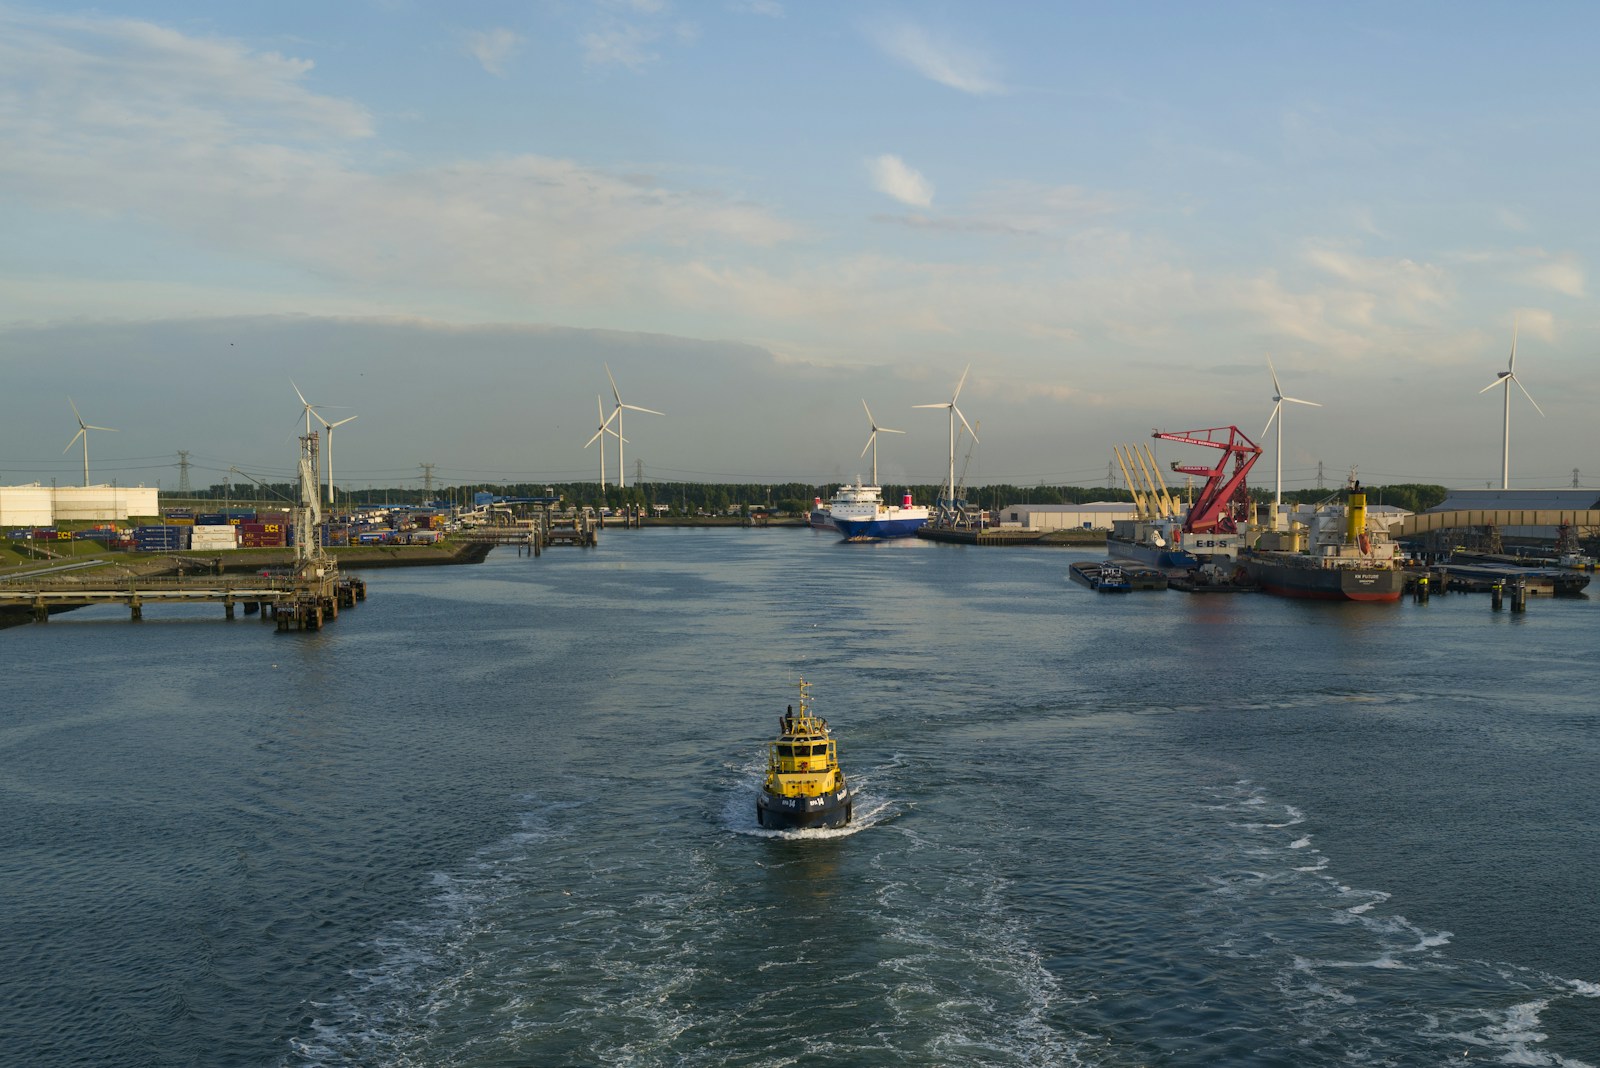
914, 365, 978, 509
64, 397, 118, 487
1479, 315, 1544, 490
317, 413, 358, 509
583, 394, 626, 491
858, 400, 904, 486
1261, 355, 1321, 524
604, 364, 662, 489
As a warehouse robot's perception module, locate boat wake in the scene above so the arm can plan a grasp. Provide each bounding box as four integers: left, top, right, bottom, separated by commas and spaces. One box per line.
1196, 780, 1600, 1065
720, 755, 902, 839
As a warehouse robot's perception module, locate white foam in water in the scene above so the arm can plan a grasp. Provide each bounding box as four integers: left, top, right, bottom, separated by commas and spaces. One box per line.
1200, 780, 1598, 1066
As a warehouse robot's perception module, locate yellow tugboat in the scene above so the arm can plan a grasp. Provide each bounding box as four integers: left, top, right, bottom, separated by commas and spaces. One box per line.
756, 679, 852, 830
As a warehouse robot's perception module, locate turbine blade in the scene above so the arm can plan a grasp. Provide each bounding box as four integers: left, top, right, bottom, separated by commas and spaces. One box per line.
621, 403, 663, 416
584, 428, 604, 448
85, 425, 118, 432
292, 379, 311, 408
860, 433, 875, 459
1281, 396, 1321, 408
862, 399, 875, 426
1266, 354, 1283, 396
1509, 314, 1519, 372
879, 426, 905, 435
1513, 375, 1545, 416
64, 429, 85, 452
952, 364, 971, 402
1262, 402, 1280, 438
954, 405, 978, 443
329, 415, 358, 429
68, 396, 84, 423
913, 402, 949, 410
1479, 377, 1509, 395
605, 363, 621, 405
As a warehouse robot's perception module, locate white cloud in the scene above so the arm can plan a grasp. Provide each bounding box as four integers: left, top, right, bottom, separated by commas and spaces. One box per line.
868, 155, 934, 209
0, 10, 373, 145
867, 19, 1003, 95
1523, 256, 1584, 297
465, 28, 522, 76
582, 20, 660, 69
729, 0, 784, 16
1303, 246, 1450, 319
0, 10, 797, 322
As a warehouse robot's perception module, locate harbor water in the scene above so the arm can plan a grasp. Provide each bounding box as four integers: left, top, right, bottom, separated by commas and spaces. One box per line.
2, 529, 1596, 1066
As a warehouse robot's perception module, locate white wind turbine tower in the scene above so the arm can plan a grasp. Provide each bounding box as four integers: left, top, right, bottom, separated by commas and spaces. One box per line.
1479, 315, 1544, 490
583, 394, 626, 491
914, 365, 978, 510
290, 380, 349, 505
859, 400, 904, 486
317, 413, 358, 509
1262, 355, 1320, 526
64, 397, 118, 486
605, 364, 662, 489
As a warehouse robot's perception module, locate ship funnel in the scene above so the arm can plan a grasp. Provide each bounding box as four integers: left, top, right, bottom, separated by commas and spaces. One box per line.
902, 492, 912, 508
1346, 483, 1367, 544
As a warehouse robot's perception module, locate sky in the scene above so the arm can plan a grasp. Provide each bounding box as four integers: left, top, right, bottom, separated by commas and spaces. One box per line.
2, 1, 1597, 496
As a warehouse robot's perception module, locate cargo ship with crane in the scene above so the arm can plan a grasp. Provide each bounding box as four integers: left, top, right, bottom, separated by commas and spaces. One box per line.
1107, 427, 1262, 571
1238, 478, 1406, 602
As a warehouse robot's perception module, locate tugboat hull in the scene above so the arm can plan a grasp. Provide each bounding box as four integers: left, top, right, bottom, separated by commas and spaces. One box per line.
756, 786, 852, 830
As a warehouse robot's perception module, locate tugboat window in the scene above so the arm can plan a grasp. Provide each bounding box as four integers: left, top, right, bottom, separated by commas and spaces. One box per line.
811, 744, 828, 755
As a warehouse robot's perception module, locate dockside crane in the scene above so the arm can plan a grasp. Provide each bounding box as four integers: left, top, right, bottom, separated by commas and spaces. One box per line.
1152, 425, 1262, 534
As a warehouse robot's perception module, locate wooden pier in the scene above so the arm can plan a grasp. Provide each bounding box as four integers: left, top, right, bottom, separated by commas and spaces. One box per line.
0, 569, 366, 630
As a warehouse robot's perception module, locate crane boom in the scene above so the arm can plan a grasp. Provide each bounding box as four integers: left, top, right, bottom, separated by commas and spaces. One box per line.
1153, 425, 1262, 534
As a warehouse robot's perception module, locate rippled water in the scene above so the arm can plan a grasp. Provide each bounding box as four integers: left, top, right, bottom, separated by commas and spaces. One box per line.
2, 528, 1596, 1066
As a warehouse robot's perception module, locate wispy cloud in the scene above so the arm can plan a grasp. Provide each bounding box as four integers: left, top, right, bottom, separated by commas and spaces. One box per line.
866, 18, 1003, 95
465, 28, 521, 76
582, 19, 660, 69
1304, 246, 1450, 319
728, 0, 783, 16
1523, 254, 1585, 297
0, 10, 796, 319
868, 154, 934, 208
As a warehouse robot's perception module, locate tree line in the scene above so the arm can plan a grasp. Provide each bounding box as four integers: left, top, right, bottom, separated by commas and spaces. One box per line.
177, 481, 1451, 516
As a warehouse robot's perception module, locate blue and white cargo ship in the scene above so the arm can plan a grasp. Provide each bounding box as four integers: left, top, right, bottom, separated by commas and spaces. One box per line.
828, 483, 930, 540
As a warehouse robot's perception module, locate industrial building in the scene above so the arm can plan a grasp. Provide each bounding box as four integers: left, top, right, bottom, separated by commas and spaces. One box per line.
0, 484, 160, 526
997, 502, 1137, 531
1427, 488, 1600, 541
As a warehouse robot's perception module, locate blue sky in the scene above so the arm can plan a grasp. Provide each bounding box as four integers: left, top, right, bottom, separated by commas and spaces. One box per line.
1, 1, 1595, 495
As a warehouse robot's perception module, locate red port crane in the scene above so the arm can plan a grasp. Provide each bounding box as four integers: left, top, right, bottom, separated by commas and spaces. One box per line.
1153, 425, 1262, 534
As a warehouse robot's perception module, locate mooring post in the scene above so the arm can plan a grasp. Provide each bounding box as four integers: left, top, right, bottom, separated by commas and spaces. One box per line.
1512, 579, 1527, 613
1491, 581, 1503, 611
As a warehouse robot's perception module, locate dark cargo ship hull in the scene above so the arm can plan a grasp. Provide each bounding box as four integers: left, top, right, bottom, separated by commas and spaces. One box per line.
1241, 555, 1405, 602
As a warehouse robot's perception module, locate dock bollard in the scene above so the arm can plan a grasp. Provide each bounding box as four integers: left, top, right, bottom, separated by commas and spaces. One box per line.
1413, 574, 1430, 603
1512, 579, 1527, 613
1491, 581, 1503, 611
